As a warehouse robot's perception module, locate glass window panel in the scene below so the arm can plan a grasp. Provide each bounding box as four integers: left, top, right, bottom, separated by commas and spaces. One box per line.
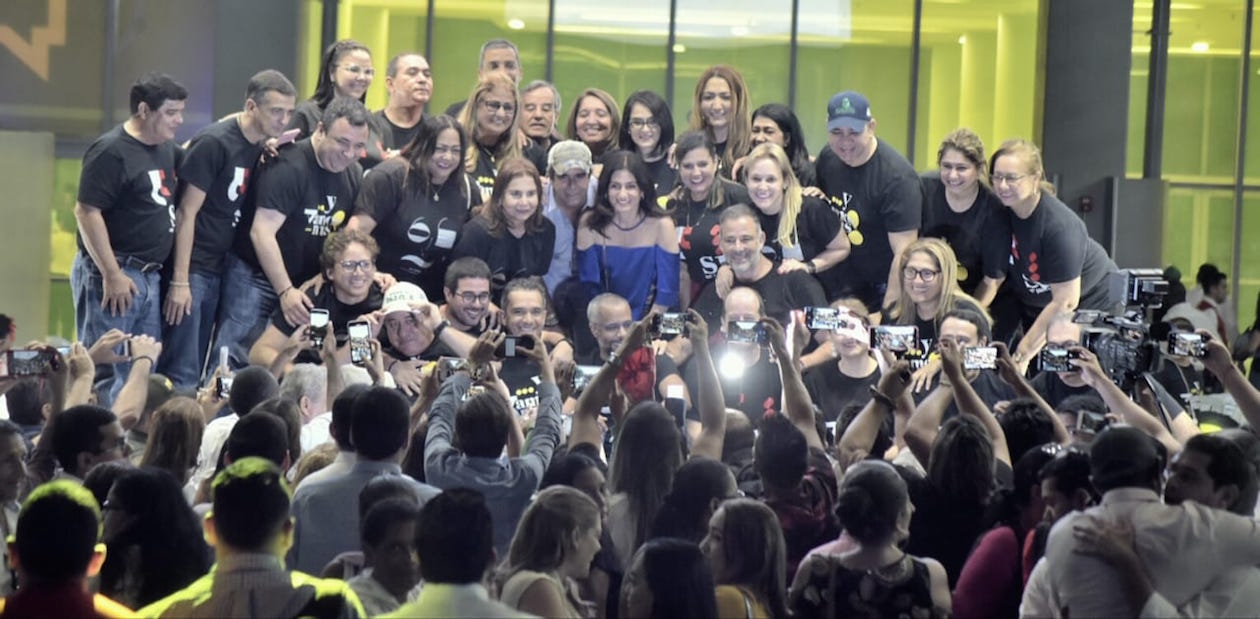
429, 0, 548, 115
0, 1, 106, 137
1162, 186, 1236, 303
552, 3, 670, 121
795, 0, 915, 161
915, 0, 1041, 170
1240, 190, 1260, 336
337, 0, 431, 111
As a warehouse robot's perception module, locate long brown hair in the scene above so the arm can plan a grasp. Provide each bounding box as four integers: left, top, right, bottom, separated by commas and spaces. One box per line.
690, 65, 752, 172
140, 397, 205, 484
714, 499, 789, 619
480, 157, 545, 238
565, 88, 621, 158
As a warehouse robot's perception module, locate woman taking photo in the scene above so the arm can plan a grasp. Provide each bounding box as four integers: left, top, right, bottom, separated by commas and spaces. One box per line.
619, 90, 676, 198
742, 142, 849, 277
700, 498, 789, 619
457, 75, 543, 202
790, 460, 951, 618
990, 139, 1116, 371
288, 39, 388, 167
499, 486, 603, 618
691, 65, 752, 179
919, 128, 1010, 306
350, 115, 481, 299
576, 151, 680, 319
567, 88, 621, 162
669, 131, 749, 305
453, 157, 556, 297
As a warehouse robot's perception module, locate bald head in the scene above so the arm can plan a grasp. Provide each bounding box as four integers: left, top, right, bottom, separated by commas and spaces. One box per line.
588, 293, 633, 359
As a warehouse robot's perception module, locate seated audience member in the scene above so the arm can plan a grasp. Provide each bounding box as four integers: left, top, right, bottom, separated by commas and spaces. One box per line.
187, 365, 279, 494
250, 397, 305, 472
684, 287, 782, 428
620, 538, 718, 619
1024, 427, 1260, 618
495, 277, 574, 416
953, 445, 1058, 618
700, 498, 789, 619
998, 398, 1061, 463
441, 257, 496, 336
295, 383, 369, 490
222, 412, 291, 470
790, 460, 951, 618
82, 461, 133, 513
912, 308, 1020, 417
499, 486, 603, 617
691, 205, 826, 332
722, 411, 759, 488
539, 452, 620, 619
292, 444, 339, 487
380, 282, 476, 397
291, 386, 438, 574
452, 157, 556, 296
99, 467, 210, 608
347, 498, 423, 615
140, 458, 365, 618
249, 229, 386, 370
425, 329, 562, 557
581, 292, 688, 405
0, 481, 133, 617
50, 404, 126, 482
650, 457, 738, 543
803, 299, 881, 423
138, 396, 204, 485
384, 488, 530, 618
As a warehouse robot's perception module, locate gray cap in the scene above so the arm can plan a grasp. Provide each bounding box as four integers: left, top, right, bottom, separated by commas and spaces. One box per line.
547, 140, 592, 175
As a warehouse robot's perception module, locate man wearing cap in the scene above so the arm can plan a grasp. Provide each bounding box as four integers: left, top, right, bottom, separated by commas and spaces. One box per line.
815, 91, 921, 315
542, 140, 597, 296
1022, 426, 1260, 618
380, 282, 477, 398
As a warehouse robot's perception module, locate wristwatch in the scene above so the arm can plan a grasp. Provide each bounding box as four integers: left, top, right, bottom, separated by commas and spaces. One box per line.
806, 260, 818, 275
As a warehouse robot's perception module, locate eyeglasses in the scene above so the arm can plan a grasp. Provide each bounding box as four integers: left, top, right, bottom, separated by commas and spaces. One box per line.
481, 100, 516, 114
340, 65, 375, 78
992, 173, 1028, 185
628, 118, 659, 130
455, 291, 491, 303
339, 259, 375, 272
902, 267, 940, 282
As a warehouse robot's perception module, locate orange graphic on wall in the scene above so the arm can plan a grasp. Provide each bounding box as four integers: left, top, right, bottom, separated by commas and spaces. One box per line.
0, 0, 67, 81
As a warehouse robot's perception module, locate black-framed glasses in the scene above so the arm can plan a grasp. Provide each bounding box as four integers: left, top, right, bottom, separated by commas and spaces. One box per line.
902, 267, 940, 282
455, 291, 491, 303
339, 259, 375, 272
628, 118, 659, 129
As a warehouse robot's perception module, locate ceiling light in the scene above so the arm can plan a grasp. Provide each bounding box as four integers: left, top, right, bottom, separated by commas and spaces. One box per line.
958, 35, 966, 45
1191, 41, 1209, 52
508, 18, 525, 30
672, 43, 686, 53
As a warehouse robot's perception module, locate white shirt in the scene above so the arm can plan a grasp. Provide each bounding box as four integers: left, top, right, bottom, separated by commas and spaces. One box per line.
1140, 566, 1260, 618
383, 582, 535, 618
1027, 487, 1260, 618
185, 412, 238, 498
299, 411, 332, 454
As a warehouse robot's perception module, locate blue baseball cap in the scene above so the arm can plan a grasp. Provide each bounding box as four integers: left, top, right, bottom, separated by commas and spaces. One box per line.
827, 91, 873, 132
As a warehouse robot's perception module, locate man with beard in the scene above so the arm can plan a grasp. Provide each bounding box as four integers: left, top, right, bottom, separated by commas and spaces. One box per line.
441, 258, 497, 336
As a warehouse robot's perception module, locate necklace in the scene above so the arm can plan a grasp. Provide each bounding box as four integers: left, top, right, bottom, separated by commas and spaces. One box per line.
610, 213, 646, 232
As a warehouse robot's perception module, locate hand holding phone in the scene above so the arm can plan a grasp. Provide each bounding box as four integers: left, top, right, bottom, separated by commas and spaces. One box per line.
309, 309, 331, 348
348, 319, 372, 365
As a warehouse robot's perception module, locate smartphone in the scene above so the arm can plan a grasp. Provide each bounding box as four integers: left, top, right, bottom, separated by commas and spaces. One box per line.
726, 320, 767, 344
572, 365, 601, 395
495, 334, 536, 358
653, 313, 689, 337
435, 357, 467, 383
309, 309, 331, 348
1168, 331, 1207, 358
869, 326, 918, 353
1037, 346, 1080, 372
116, 338, 131, 359
218, 346, 230, 371
963, 346, 999, 370
348, 319, 371, 365
275, 128, 301, 146
216, 375, 234, 399
1078, 410, 1111, 435
0, 349, 57, 378
804, 307, 843, 331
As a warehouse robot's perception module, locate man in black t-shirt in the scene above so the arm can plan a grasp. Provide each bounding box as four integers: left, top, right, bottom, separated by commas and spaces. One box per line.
579, 293, 689, 411
685, 287, 782, 429
497, 278, 574, 417
440, 257, 496, 336
72, 72, 187, 406
442, 39, 522, 118
212, 97, 370, 372
157, 70, 297, 391
934, 309, 1018, 420
375, 53, 431, 153
814, 91, 921, 313
692, 205, 827, 333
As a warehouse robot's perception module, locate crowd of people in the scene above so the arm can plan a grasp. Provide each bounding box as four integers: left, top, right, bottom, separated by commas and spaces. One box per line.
4, 34, 1260, 618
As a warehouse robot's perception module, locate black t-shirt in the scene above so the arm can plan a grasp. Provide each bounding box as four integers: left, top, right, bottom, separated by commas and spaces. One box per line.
1152, 361, 1207, 412
1008, 192, 1116, 315
814, 140, 922, 293
451, 216, 556, 297
683, 344, 781, 428
233, 139, 362, 285
573, 348, 683, 401
757, 195, 844, 265
899, 462, 1010, 588
373, 110, 423, 152
498, 340, 568, 415
941, 370, 1020, 420
470, 142, 549, 204
918, 172, 1011, 295
895, 297, 984, 359
691, 268, 827, 334
673, 180, 753, 284
1031, 370, 1186, 419
803, 361, 880, 422
645, 156, 676, 201
270, 281, 384, 364
76, 124, 181, 264
354, 157, 482, 299
288, 100, 389, 170
180, 118, 265, 275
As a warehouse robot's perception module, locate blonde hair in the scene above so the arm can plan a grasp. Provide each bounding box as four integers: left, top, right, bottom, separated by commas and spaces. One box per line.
744, 142, 803, 250
457, 75, 522, 174
989, 138, 1056, 196
690, 65, 752, 173
937, 127, 990, 188
888, 237, 990, 328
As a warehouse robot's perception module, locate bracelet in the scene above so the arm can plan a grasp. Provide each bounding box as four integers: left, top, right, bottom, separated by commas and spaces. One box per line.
169, 281, 190, 287
387, 359, 399, 372
806, 260, 818, 275
867, 385, 895, 409
278, 286, 294, 298
133, 355, 156, 368
432, 319, 450, 340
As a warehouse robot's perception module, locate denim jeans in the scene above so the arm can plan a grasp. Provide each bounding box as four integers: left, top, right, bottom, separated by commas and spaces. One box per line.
209, 253, 278, 372
71, 251, 162, 407
157, 270, 221, 391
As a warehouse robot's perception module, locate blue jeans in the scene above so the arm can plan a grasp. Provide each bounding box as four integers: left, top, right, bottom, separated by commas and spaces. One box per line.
157, 270, 221, 391
71, 251, 162, 407
209, 254, 278, 372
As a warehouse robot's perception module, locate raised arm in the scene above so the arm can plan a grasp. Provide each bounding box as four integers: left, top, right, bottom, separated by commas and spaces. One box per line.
113, 336, 162, 430
905, 383, 953, 468
688, 310, 727, 460
1200, 332, 1260, 429
939, 339, 1011, 466
570, 317, 652, 456
1070, 346, 1181, 456
839, 361, 910, 469
763, 316, 821, 451
994, 341, 1069, 445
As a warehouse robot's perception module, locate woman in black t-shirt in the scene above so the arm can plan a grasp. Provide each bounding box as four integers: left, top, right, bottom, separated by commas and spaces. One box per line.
457, 75, 541, 203
668, 131, 750, 306
619, 90, 676, 199
287, 39, 389, 168
350, 115, 481, 300
742, 142, 849, 276
732, 103, 816, 188
452, 158, 556, 299
990, 139, 1116, 370
566, 88, 621, 163
689, 65, 752, 179
804, 300, 881, 424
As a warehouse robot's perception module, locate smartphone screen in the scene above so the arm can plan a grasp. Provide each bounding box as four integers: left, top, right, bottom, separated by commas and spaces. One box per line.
348, 320, 371, 365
